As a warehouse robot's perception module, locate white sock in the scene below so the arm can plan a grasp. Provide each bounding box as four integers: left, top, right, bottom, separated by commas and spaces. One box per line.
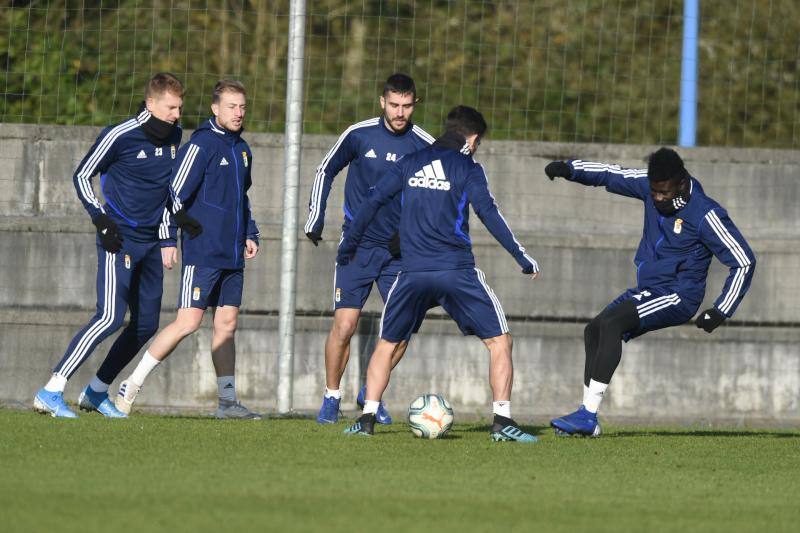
492, 400, 511, 419
44, 374, 67, 393
584, 379, 608, 414
130, 351, 161, 387
363, 400, 380, 415
324, 387, 341, 399
217, 376, 236, 403
89, 376, 110, 394
582, 384, 590, 406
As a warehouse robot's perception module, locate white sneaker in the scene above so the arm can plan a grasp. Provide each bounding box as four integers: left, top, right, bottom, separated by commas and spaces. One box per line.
114, 379, 141, 415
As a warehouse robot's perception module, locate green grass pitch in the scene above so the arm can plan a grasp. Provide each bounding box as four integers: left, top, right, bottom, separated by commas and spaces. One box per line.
1, 409, 798, 532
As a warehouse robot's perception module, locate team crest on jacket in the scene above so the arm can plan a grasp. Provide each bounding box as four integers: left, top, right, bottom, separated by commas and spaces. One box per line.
673, 218, 683, 234
171, 145, 176, 159
242, 151, 249, 167
193, 287, 201, 301
124, 254, 131, 269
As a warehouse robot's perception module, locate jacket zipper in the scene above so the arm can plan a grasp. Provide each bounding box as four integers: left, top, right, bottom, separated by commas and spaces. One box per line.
232, 145, 241, 263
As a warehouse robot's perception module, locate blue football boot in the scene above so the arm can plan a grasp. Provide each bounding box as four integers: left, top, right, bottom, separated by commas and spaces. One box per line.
33, 388, 78, 418
490, 415, 538, 443
356, 386, 392, 425
78, 386, 128, 418
344, 413, 375, 436
316, 395, 341, 424
550, 405, 602, 437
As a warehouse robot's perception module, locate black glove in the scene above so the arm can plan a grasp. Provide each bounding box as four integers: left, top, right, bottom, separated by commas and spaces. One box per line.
388, 232, 401, 259
336, 240, 356, 265
306, 231, 322, 246
545, 161, 571, 180
336, 250, 354, 266
174, 208, 203, 239
93, 213, 123, 253
695, 307, 726, 333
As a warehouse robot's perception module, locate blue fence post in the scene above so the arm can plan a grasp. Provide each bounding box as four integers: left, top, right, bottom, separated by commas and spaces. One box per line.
679, 0, 699, 147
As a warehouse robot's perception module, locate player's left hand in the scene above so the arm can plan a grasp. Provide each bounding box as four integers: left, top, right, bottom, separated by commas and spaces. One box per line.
244, 239, 259, 259
388, 232, 401, 259
336, 248, 355, 266
695, 307, 726, 333
160, 246, 178, 269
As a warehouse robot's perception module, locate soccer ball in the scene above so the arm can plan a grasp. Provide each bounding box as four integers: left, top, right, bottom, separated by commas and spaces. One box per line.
407, 394, 454, 439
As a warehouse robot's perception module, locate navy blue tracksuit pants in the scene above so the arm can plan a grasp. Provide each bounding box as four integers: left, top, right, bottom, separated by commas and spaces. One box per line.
53, 235, 163, 382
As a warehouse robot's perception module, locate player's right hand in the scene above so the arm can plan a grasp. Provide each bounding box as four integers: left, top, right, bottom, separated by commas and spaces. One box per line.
174, 208, 203, 239
306, 231, 322, 246
93, 213, 123, 253
521, 259, 540, 279
545, 161, 571, 180
160, 246, 178, 269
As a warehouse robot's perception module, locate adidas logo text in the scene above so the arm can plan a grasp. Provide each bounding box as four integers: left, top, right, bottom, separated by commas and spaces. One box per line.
408, 159, 450, 191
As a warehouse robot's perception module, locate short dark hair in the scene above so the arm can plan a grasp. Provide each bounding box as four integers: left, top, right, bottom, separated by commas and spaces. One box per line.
212, 79, 247, 104
145, 72, 185, 99
444, 105, 488, 139
648, 147, 687, 182
383, 73, 416, 98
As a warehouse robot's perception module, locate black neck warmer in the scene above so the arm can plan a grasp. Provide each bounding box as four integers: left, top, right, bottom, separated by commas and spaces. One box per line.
433, 131, 472, 155
138, 101, 177, 145
654, 180, 691, 217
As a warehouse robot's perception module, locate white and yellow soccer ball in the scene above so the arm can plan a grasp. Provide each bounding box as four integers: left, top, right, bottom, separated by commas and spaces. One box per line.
407, 394, 454, 439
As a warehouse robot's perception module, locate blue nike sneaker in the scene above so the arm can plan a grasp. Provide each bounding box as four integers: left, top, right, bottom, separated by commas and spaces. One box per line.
78, 386, 128, 418
356, 386, 392, 425
550, 405, 602, 437
490, 415, 538, 443
344, 413, 375, 436
316, 395, 341, 424
33, 388, 78, 418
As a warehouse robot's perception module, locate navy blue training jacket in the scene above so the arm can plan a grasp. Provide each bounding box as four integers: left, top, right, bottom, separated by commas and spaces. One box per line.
162, 117, 259, 270
568, 159, 756, 317
73, 108, 182, 241
304, 118, 434, 247
340, 139, 538, 274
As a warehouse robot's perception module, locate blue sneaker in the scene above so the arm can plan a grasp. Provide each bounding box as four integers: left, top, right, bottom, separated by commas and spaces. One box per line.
356, 386, 392, 425
490, 416, 538, 443
550, 405, 602, 437
344, 413, 375, 436
33, 388, 78, 418
78, 386, 128, 418
316, 395, 341, 424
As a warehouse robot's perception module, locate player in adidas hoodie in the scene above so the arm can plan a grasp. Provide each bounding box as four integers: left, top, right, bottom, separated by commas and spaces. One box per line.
33, 73, 185, 418
545, 148, 756, 437
305, 73, 434, 424
115, 80, 261, 419
338, 106, 541, 442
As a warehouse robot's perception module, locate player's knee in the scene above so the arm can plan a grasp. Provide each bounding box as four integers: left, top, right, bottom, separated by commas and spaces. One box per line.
139, 325, 159, 343
331, 316, 357, 341
106, 314, 127, 335
584, 320, 599, 341
214, 317, 238, 338
174, 315, 202, 337
484, 333, 512, 354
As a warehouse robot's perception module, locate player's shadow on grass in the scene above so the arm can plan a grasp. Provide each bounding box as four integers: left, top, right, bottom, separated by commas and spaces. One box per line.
464, 424, 549, 436
609, 430, 800, 438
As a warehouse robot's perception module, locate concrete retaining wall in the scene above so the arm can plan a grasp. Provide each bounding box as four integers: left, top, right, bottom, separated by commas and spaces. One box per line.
1, 123, 798, 425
